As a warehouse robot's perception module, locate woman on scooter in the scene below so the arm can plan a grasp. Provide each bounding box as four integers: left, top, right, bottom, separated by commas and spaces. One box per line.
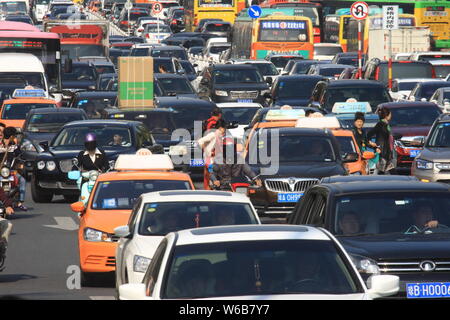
77, 133, 109, 173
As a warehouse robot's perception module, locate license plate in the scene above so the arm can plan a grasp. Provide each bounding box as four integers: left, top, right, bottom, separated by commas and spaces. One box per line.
277, 193, 303, 203
190, 159, 205, 167
409, 149, 421, 158
407, 282, 450, 299
237, 99, 253, 103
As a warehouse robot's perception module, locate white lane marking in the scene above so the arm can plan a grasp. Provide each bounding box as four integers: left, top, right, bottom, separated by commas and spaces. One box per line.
43, 217, 79, 231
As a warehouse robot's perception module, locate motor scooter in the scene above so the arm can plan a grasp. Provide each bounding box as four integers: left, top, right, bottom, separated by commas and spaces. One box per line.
0, 157, 20, 205
67, 158, 100, 205
0, 202, 12, 272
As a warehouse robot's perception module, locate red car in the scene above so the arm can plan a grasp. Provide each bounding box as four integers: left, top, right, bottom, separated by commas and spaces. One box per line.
376, 102, 442, 173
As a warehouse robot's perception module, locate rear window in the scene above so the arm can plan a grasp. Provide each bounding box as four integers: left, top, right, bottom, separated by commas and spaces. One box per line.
318, 67, 347, 77
205, 23, 231, 32
151, 49, 188, 60
314, 46, 343, 56
389, 106, 441, 127
377, 63, 433, 84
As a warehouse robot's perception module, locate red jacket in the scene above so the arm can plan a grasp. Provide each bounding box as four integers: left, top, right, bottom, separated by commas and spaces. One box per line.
206, 117, 218, 131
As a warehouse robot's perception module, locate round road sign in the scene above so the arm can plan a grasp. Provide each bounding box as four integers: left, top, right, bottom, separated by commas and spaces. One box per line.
350, 1, 369, 20
152, 2, 163, 14
124, 0, 133, 10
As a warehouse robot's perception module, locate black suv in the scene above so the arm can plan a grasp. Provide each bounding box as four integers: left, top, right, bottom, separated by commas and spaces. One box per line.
363, 59, 435, 86
198, 64, 270, 105
309, 79, 392, 113
287, 176, 450, 298
246, 127, 357, 216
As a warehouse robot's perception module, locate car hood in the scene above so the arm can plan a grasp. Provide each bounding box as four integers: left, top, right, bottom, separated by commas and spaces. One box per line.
252, 162, 346, 178
392, 126, 431, 138
339, 232, 450, 260
151, 133, 182, 148
214, 83, 269, 91
273, 97, 310, 107
24, 132, 58, 145
420, 147, 450, 161
134, 235, 164, 258
84, 209, 131, 234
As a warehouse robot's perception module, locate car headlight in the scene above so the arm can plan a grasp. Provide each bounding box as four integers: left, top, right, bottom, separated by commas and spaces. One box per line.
46, 161, 56, 171
83, 228, 112, 242
133, 255, 151, 273
416, 159, 433, 170
215, 90, 228, 96
436, 163, 450, 170
0, 167, 10, 178
37, 161, 45, 170
21, 139, 37, 152
351, 254, 380, 275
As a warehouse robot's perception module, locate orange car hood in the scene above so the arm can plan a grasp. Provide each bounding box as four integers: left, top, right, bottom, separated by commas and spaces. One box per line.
83, 209, 131, 234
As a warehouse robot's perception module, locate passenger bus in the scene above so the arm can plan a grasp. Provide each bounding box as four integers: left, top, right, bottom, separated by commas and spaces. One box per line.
184, 0, 246, 32
346, 14, 416, 53
231, 13, 313, 59
0, 22, 61, 91
258, 0, 323, 42
323, 8, 351, 48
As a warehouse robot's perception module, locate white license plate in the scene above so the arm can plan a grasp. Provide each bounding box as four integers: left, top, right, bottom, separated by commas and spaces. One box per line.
407, 282, 450, 299
277, 193, 303, 203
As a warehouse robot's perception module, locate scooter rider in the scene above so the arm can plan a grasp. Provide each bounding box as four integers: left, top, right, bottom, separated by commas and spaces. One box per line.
210, 137, 262, 191
77, 133, 109, 173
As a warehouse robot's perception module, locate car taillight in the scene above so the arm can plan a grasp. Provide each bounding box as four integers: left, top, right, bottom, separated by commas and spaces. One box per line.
146, 33, 149, 38
431, 67, 436, 78
375, 67, 379, 80
138, 28, 143, 32
121, 21, 128, 25
171, 19, 177, 24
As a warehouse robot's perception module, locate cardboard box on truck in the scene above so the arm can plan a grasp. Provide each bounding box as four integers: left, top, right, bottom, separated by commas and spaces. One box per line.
118, 57, 154, 108
368, 27, 431, 61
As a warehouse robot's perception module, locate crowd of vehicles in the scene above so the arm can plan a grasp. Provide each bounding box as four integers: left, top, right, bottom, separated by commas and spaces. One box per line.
0, 0, 449, 303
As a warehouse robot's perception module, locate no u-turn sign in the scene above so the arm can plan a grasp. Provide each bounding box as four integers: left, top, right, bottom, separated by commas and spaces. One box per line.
351, 1, 369, 20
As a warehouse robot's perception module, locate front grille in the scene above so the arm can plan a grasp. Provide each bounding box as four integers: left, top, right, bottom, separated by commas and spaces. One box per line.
265, 178, 319, 193
230, 91, 258, 100
378, 259, 450, 273
59, 159, 74, 173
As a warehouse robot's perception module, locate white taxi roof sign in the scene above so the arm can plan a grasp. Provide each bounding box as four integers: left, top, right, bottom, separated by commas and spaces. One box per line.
265, 109, 305, 121
114, 154, 174, 171
296, 117, 340, 129
332, 102, 372, 114
12, 89, 47, 99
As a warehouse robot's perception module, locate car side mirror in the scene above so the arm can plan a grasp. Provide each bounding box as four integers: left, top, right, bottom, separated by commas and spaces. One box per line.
39, 141, 49, 151
411, 136, 425, 147
342, 152, 359, 163
367, 275, 399, 299
266, 77, 273, 86
70, 201, 85, 213
114, 225, 130, 238
49, 86, 59, 94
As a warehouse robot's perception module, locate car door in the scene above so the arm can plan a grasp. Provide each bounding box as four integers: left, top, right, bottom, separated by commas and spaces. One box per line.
142, 238, 168, 298
305, 191, 327, 227
289, 188, 318, 225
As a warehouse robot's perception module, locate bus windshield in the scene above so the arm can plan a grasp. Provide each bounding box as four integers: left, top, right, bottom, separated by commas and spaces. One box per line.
0, 1, 27, 13
199, 0, 234, 7
258, 20, 309, 42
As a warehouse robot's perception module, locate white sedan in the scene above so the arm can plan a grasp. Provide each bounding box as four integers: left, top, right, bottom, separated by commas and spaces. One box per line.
114, 190, 261, 288
118, 225, 399, 300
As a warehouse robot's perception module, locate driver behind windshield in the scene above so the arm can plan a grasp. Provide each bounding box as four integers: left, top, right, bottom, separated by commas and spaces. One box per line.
413, 203, 439, 229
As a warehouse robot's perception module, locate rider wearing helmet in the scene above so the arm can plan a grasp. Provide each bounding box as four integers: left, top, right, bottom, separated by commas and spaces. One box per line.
209, 137, 262, 190
77, 133, 109, 173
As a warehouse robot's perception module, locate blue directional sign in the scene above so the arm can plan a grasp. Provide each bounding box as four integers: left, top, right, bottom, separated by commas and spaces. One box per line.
248, 5, 262, 19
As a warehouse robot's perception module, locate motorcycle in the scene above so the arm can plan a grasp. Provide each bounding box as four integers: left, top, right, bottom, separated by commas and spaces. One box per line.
67, 158, 100, 205
0, 202, 12, 272
0, 157, 21, 205
212, 175, 261, 194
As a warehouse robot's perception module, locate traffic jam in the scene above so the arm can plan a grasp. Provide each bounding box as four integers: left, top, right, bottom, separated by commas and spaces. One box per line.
0, 0, 449, 303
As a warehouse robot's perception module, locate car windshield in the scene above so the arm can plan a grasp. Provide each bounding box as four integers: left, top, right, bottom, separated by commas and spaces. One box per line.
427, 122, 450, 148
180, 61, 195, 75
163, 239, 360, 298
275, 79, 319, 99
378, 64, 433, 85
336, 57, 358, 67
110, 112, 175, 133
397, 81, 419, 91
251, 63, 278, 76
249, 132, 336, 163
91, 180, 192, 210
270, 57, 302, 68
315, 46, 343, 56
157, 78, 194, 95
151, 49, 188, 60
26, 112, 84, 133
62, 44, 104, 59
130, 11, 149, 20
318, 67, 347, 77
213, 69, 264, 84
221, 107, 260, 125
36, 0, 49, 4
0, 2, 27, 13
5, 16, 32, 23
389, 106, 441, 127
62, 65, 97, 81
335, 136, 357, 156
138, 201, 257, 236
0, 72, 45, 90
334, 193, 450, 235
146, 25, 171, 33
291, 62, 319, 74
2, 103, 54, 120
95, 65, 115, 75
433, 65, 450, 79
209, 45, 229, 54
52, 126, 132, 148
325, 87, 391, 112
76, 97, 116, 116
419, 84, 450, 100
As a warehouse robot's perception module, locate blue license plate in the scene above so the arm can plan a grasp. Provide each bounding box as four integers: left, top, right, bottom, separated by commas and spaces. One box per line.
409, 149, 421, 158
407, 283, 450, 299
190, 159, 205, 167
237, 99, 253, 103
277, 193, 303, 203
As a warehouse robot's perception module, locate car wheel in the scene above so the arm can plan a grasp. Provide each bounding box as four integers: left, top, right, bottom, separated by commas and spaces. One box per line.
63, 195, 79, 203
31, 176, 53, 203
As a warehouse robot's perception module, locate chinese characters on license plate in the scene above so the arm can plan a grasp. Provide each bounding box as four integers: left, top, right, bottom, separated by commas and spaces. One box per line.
190, 159, 205, 167
277, 193, 303, 203
407, 283, 450, 299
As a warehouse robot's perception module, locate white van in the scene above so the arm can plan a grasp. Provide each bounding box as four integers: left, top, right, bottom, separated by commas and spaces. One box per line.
34, 0, 50, 22
0, 53, 49, 101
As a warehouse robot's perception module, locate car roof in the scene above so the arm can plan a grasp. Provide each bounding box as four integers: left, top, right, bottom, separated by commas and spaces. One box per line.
140, 190, 252, 203
108, 108, 174, 115
97, 170, 191, 182
154, 73, 188, 79
315, 64, 353, 69
417, 81, 450, 86
378, 101, 440, 109
217, 102, 262, 108
320, 175, 419, 184
212, 64, 258, 70
75, 91, 117, 98
318, 181, 450, 195
156, 97, 216, 108
28, 107, 85, 114
394, 78, 436, 83
174, 225, 330, 246
326, 79, 385, 87
277, 75, 324, 81
263, 127, 333, 136
63, 119, 141, 127
151, 46, 185, 51
3, 98, 56, 104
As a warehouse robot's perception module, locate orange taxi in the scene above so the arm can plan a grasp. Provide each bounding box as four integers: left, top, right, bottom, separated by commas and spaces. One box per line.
0, 89, 57, 129
70, 153, 194, 285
